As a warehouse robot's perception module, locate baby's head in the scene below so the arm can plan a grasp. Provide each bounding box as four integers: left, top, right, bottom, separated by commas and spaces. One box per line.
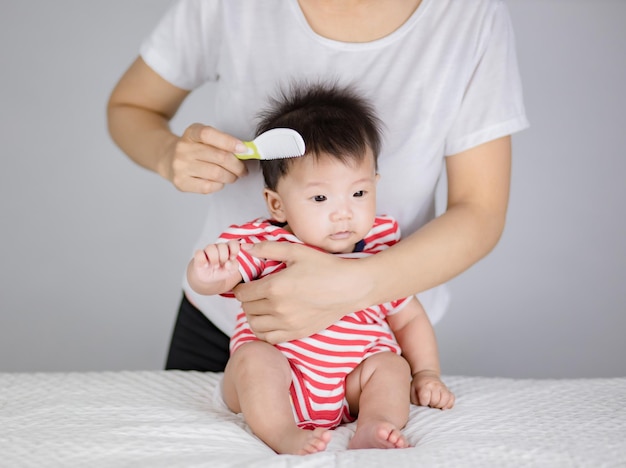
257, 83, 383, 253
258, 82, 382, 191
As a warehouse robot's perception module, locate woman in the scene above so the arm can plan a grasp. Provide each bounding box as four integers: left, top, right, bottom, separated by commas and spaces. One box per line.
107, 0, 528, 371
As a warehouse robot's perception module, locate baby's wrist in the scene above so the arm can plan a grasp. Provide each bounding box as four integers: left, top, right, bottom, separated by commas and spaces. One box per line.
411, 369, 441, 379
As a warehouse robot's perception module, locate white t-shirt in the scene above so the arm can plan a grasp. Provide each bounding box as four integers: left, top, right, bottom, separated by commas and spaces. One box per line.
140, 0, 529, 335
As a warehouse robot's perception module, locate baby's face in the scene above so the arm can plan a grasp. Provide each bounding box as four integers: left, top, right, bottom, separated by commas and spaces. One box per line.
267, 150, 378, 254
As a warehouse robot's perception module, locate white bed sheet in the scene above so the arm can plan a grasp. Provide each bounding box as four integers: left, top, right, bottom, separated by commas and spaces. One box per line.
1, 371, 625, 467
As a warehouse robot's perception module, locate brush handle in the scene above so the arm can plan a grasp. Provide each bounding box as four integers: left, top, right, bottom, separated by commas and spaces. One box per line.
234, 141, 261, 160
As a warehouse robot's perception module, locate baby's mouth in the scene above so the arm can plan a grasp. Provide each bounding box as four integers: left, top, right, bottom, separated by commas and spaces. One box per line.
329, 231, 352, 240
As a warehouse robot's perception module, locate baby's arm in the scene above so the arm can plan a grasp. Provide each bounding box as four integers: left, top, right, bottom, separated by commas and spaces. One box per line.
187, 240, 244, 296
386, 298, 455, 410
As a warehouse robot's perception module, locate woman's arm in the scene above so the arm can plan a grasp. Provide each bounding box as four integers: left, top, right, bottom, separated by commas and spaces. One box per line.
233, 136, 512, 343
106, 57, 247, 194
365, 135, 511, 302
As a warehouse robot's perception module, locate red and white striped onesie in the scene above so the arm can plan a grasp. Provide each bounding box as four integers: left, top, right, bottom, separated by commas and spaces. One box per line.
219, 215, 410, 430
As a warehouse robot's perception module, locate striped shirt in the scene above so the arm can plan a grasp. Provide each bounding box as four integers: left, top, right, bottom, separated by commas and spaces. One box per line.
219, 215, 410, 429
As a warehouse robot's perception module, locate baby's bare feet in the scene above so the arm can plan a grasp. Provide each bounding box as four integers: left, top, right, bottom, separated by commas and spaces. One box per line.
348, 421, 409, 450
272, 427, 332, 455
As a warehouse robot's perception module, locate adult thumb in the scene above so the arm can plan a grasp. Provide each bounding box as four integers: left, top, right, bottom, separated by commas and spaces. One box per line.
241, 241, 305, 264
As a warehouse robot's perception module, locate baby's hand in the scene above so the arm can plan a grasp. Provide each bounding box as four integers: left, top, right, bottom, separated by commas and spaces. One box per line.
191, 240, 241, 284
410, 370, 455, 410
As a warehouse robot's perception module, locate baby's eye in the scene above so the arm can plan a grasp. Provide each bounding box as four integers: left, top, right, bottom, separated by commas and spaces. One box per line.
353, 190, 366, 198
313, 195, 327, 202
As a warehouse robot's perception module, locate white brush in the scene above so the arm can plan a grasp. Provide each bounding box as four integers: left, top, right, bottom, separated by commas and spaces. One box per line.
235, 128, 306, 160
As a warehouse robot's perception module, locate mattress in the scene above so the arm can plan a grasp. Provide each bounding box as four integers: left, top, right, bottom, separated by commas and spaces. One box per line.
1, 371, 625, 467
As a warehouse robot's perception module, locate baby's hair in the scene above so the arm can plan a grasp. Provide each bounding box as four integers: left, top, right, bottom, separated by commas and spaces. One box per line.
256, 81, 382, 190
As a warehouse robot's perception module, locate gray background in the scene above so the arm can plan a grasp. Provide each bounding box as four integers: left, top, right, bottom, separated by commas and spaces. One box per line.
1, 1, 624, 377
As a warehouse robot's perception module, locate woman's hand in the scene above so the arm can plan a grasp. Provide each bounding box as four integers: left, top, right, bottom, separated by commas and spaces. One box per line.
164, 124, 249, 194
232, 242, 370, 344
107, 57, 247, 195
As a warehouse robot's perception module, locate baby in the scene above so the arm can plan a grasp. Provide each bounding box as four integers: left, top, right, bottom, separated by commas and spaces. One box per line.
187, 83, 454, 454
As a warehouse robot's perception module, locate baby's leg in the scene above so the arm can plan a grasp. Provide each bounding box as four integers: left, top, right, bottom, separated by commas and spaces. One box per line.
222, 341, 331, 455
345, 352, 411, 449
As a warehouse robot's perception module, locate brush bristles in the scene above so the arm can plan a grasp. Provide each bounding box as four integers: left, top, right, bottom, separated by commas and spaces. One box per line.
255, 128, 306, 160
262, 137, 305, 159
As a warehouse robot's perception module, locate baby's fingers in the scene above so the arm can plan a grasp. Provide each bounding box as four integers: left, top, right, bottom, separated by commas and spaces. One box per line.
439, 389, 455, 410
225, 240, 242, 260
203, 241, 242, 268
428, 385, 455, 410
203, 243, 228, 267
417, 387, 432, 407
193, 249, 210, 268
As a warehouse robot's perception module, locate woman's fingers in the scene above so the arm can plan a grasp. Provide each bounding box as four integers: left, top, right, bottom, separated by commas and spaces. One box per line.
170, 124, 248, 193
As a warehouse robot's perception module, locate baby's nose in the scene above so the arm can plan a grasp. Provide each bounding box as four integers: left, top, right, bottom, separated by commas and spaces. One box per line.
330, 206, 352, 221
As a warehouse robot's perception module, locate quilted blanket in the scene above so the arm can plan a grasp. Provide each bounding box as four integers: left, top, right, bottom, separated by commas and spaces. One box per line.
1, 371, 625, 467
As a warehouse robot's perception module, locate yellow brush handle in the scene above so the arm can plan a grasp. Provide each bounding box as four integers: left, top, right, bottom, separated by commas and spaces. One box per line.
234, 141, 261, 160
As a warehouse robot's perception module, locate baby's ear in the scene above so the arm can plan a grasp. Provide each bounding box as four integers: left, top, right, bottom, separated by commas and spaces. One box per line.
375, 172, 381, 183
264, 189, 287, 222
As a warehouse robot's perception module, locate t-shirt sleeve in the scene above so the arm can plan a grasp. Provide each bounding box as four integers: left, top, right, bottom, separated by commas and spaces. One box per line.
139, 0, 221, 90
385, 296, 413, 316
361, 215, 402, 252
444, 1, 529, 156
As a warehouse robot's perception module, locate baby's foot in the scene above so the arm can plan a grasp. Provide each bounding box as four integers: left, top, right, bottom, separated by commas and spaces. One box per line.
348, 421, 409, 450
272, 427, 332, 455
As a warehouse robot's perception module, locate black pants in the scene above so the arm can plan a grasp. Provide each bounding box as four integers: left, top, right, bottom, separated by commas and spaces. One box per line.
165, 294, 230, 372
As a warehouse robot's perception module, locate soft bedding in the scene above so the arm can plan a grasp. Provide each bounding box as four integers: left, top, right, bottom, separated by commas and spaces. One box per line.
1, 371, 625, 467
